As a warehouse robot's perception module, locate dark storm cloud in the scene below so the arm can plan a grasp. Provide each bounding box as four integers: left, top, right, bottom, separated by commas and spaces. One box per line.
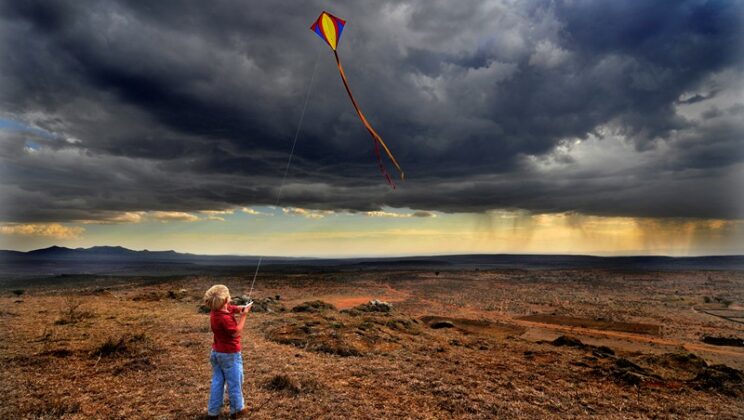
0, 0, 742, 222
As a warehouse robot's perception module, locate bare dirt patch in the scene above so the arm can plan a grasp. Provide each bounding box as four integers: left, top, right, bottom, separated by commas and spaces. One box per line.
519, 314, 662, 335
329, 296, 376, 309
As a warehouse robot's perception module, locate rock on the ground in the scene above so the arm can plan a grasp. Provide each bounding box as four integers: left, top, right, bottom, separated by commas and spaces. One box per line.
231, 295, 252, 305
344, 300, 393, 315
367, 300, 393, 312
250, 297, 286, 313
291, 300, 336, 313
551, 335, 586, 348
167, 289, 188, 299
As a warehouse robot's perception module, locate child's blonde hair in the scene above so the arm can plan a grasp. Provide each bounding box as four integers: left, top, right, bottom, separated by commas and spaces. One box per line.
204, 284, 230, 311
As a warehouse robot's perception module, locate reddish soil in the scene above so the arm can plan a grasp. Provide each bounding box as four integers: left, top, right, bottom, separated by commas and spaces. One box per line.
518, 314, 662, 335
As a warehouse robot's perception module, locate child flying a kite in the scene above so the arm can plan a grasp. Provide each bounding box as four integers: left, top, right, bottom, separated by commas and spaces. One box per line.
204, 285, 253, 419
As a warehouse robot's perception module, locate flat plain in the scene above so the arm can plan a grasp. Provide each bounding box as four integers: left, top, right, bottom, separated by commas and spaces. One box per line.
1, 269, 743, 419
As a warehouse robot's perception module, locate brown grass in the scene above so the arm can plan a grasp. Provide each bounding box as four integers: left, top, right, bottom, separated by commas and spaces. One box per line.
0, 269, 743, 418
263, 306, 423, 357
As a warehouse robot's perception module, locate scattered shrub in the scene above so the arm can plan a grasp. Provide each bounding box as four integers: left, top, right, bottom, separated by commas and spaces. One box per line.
39, 348, 74, 358
11, 289, 25, 296
91, 333, 152, 358
55, 296, 95, 325
264, 374, 302, 395
690, 364, 744, 395
291, 300, 336, 313
94, 337, 129, 357
167, 289, 188, 299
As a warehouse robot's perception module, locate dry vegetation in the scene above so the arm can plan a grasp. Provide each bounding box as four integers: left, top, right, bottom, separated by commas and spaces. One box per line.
1, 269, 743, 418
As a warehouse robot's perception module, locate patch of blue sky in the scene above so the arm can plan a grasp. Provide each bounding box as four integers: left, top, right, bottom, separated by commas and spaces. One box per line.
0, 117, 62, 141
24, 140, 41, 151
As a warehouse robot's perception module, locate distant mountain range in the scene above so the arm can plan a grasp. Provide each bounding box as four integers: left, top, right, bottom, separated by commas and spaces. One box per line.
1, 245, 269, 264
1, 246, 743, 278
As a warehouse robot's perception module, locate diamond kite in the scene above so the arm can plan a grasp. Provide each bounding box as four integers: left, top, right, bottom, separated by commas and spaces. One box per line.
310, 11, 404, 188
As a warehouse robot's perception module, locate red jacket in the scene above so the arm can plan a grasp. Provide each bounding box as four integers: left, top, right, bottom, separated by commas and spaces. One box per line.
210, 304, 242, 353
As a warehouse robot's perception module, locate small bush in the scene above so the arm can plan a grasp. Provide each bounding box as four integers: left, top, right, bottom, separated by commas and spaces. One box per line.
55, 296, 94, 325
91, 333, 152, 358
94, 337, 129, 357
690, 364, 744, 395
39, 348, 74, 358
264, 374, 302, 395
11, 289, 24, 297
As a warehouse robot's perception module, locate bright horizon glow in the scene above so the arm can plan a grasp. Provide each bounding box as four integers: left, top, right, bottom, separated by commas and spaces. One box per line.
1, 207, 742, 257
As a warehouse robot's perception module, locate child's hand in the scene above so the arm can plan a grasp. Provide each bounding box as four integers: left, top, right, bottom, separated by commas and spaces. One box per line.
244, 302, 253, 313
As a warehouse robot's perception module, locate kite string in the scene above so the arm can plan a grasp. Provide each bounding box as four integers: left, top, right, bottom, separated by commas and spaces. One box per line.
246, 50, 320, 300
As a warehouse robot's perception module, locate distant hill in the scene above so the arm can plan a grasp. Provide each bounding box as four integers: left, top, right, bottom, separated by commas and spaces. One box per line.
2, 245, 264, 264
0, 246, 275, 278
1, 246, 743, 279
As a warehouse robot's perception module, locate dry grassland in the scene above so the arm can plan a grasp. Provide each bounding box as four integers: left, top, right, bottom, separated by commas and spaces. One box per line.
1, 269, 743, 419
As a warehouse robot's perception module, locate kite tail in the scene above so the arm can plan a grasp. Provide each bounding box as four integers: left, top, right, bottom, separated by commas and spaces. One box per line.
373, 139, 395, 189
333, 50, 404, 187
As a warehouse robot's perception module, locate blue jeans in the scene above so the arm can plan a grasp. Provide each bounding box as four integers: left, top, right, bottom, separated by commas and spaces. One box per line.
208, 350, 245, 415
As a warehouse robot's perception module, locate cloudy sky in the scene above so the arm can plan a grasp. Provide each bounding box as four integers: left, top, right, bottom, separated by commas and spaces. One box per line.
1, 0, 743, 256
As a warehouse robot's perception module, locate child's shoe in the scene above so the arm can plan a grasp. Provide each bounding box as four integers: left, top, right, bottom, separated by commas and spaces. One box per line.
230, 407, 249, 418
